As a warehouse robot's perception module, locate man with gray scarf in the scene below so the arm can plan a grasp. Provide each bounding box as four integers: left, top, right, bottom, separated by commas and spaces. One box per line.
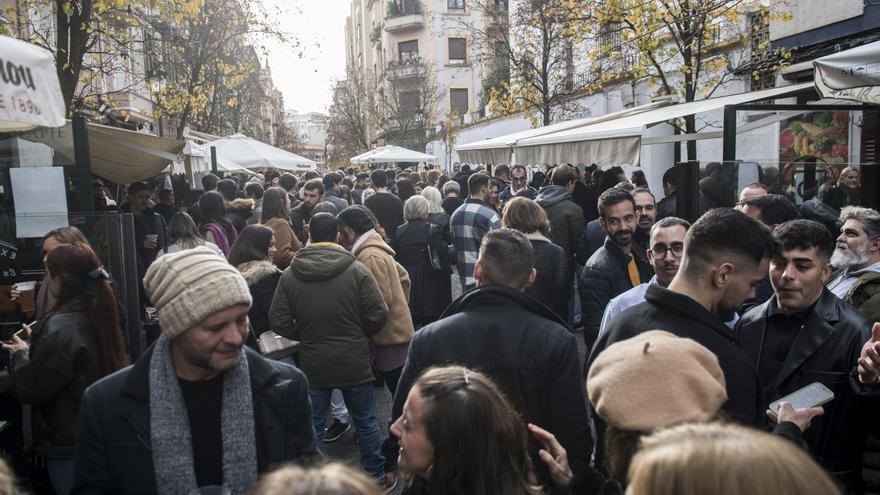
72, 247, 318, 494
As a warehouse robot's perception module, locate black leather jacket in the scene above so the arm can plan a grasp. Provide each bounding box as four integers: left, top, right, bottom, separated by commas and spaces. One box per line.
72, 346, 318, 494
526, 236, 570, 322
10, 298, 102, 457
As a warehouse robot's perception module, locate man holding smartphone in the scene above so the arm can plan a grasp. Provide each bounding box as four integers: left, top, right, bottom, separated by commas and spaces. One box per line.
739, 219, 872, 493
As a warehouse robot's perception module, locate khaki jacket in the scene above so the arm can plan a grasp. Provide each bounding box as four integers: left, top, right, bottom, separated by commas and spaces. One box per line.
354, 231, 414, 346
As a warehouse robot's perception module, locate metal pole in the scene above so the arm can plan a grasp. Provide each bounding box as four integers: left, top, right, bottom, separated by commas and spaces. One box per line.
722, 105, 737, 163
72, 116, 93, 213
210, 145, 218, 175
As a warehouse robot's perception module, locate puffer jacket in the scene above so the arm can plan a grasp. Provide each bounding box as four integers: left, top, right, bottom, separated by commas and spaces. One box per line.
269, 243, 388, 388
237, 260, 282, 336
525, 232, 570, 322
353, 231, 414, 347
535, 185, 585, 272
579, 238, 652, 348
10, 297, 103, 457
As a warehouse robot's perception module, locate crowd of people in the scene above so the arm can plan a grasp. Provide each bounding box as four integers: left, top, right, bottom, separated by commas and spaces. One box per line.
2, 161, 880, 495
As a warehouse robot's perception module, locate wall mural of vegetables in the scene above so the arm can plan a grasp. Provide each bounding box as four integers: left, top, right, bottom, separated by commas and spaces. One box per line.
779, 111, 850, 163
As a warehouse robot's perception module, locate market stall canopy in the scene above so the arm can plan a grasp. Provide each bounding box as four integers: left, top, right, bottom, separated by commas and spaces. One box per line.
814, 40, 880, 103
169, 141, 254, 175
0, 36, 66, 131
210, 133, 316, 171
455, 100, 673, 164
512, 82, 814, 166
350, 146, 393, 164
357, 145, 436, 164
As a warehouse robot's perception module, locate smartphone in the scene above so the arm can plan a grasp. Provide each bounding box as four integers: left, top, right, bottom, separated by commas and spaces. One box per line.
769, 382, 834, 414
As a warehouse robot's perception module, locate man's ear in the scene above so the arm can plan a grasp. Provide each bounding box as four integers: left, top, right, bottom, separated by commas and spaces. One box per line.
870, 237, 880, 255
474, 260, 484, 285
822, 262, 833, 282
714, 262, 734, 288
599, 217, 607, 232
523, 268, 537, 288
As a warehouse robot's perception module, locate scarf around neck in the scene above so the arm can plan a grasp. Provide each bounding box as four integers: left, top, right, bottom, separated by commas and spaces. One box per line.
149, 334, 258, 494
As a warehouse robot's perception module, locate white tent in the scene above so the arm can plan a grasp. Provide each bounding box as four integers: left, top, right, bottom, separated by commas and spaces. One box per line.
170, 141, 254, 175
350, 146, 392, 164
353, 145, 436, 164
511, 83, 814, 165
0, 36, 66, 132
210, 133, 316, 171
814, 40, 880, 103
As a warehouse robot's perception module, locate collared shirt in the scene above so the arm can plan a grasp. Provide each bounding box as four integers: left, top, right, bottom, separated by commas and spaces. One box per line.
827, 259, 880, 299
759, 299, 816, 401
598, 276, 739, 338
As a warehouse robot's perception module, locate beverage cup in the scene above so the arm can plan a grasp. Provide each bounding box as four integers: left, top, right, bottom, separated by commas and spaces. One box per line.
13, 281, 36, 313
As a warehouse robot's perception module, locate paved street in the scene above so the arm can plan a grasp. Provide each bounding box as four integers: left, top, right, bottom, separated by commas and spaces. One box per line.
319, 328, 588, 492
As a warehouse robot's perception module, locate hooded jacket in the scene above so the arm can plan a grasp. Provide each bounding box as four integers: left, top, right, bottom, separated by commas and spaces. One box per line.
269, 244, 388, 388
226, 198, 255, 234
263, 218, 301, 270
353, 231, 414, 346
237, 260, 282, 336
536, 185, 585, 271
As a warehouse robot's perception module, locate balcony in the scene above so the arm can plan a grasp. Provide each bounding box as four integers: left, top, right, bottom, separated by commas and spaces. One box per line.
386, 56, 427, 80
106, 90, 155, 124
385, 0, 424, 32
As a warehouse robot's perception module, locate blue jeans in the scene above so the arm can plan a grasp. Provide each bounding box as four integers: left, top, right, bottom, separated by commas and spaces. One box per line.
310, 383, 384, 480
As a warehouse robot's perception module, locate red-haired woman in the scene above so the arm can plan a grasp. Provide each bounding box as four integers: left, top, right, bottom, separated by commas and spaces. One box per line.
2, 242, 128, 495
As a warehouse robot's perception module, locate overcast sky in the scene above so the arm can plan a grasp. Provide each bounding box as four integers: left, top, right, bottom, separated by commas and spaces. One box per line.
260, 0, 349, 115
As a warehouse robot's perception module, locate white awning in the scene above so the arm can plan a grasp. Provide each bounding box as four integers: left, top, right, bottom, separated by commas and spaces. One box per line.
359, 145, 436, 163
350, 146, 392, 164
209, 133, 317, 171
814, 40, 880, 103
0, 36, 66, 132
455, 100, 672, 164
513, 82, 814, 165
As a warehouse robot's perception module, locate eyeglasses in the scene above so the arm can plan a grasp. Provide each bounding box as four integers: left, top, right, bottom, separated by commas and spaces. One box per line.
649, 244, 684, 259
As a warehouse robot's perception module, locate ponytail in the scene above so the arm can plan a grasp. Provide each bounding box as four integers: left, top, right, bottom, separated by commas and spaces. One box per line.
86, 273, 128, 376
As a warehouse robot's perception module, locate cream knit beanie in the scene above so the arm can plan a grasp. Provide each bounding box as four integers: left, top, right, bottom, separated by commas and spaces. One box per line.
143, 246, 252, 339
587, 330, 727, 432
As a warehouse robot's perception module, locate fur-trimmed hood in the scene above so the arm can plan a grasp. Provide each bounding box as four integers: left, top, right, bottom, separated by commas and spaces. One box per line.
229, 198, 256, 213
237, 260, 281, 286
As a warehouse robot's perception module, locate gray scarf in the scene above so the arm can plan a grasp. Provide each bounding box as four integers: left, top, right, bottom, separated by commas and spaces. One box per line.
149, 334, 258, 494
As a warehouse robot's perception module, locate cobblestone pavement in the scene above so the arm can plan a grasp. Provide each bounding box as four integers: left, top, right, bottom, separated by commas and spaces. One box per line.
318, 328, 588, 493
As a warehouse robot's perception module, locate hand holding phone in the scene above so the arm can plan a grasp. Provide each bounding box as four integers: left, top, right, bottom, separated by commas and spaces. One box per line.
769, 382, 834, 414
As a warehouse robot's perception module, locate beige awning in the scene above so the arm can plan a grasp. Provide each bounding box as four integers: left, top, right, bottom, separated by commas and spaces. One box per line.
86, 124, 185, 183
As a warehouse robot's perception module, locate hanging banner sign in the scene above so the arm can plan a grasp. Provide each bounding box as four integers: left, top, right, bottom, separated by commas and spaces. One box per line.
0, 35, 66, 132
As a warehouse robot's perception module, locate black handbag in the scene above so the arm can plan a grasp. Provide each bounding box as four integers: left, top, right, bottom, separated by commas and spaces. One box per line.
426, 224, 445, 272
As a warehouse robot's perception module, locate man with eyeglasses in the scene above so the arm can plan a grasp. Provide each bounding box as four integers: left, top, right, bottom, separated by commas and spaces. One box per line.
499, 164, 538, 202
598, 217, 690, 338
632, 188, 657, 252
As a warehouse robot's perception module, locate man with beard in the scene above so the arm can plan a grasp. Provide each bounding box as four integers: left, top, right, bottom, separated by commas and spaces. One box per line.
579, 188, 652, 348
290, 179, 324, 244
632, 188, 657, 252
827, 206, 880, 321
739, 220, 872, 492
598, 217, 689, 337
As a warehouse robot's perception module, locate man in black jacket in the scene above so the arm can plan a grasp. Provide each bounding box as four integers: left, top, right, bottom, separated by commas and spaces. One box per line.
290, 179, 324, 244
73, 248, 318, 494
391, 228, 593, 493
739, 219, 872, 492
592, 209, 779, 453
579, 188, 652, 348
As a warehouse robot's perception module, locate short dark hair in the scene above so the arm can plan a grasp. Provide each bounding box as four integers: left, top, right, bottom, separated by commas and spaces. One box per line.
356, 172, 369, 182
598, 188, 636, 220
128, 182, 151, 196
494, 164, 510, 179
322, 172, 342, 189
662, 167, 677, 187
217, 179, 238, 201
650, 216, 691, 238
741, 194, 800, 226
551, 165, 577, 186
337, 206, 375, 235
773, 219, 834, 262
632, 187, 655, 202
478, 228, 534, 288
684, 208, 778, 270
303, 178, 325, 195
313, 201, 339, 216
201, 174, 219, 191
309, 212, 339, 243
468, 173, 490, 195
386, 169, 397, 179
245, 182, 264, 200
158, 188, 173, 202
279, 173, 297, 191
371, 169, 388, 188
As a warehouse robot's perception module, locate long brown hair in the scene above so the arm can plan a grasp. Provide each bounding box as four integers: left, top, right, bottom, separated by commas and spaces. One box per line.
414, 366, 541, 495
45, 243, 128, 376
261, 187, 291, 223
